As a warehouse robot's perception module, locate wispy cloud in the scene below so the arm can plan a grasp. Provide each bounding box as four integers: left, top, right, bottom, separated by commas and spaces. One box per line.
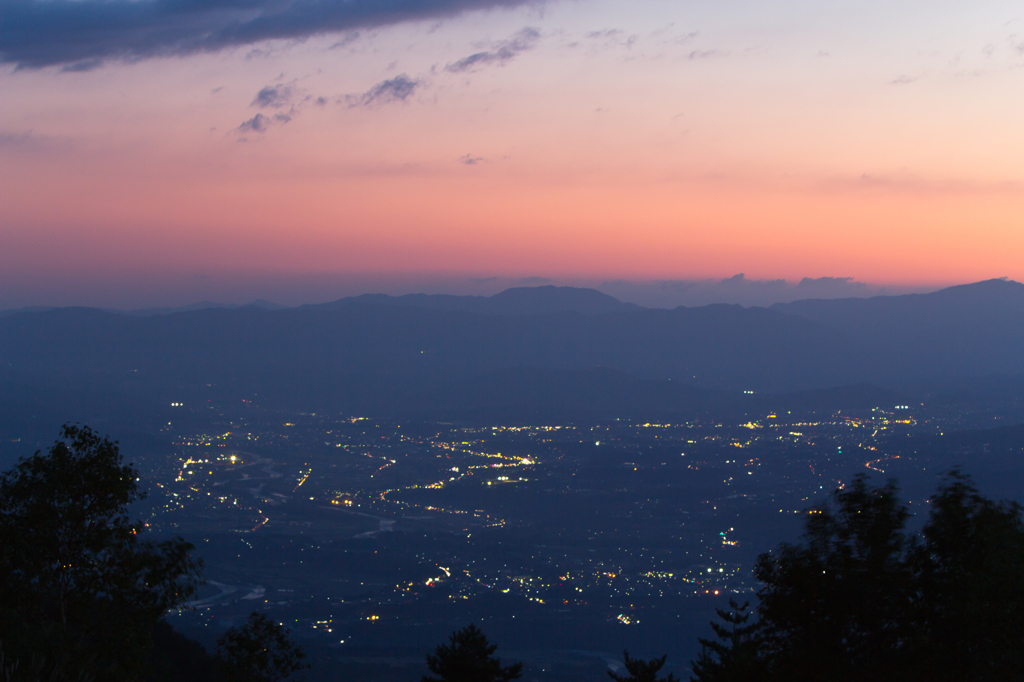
241, 73, 416, 130
352, 74, 421, 106
251, 83, 296, 108
0, 0, 539, 70
459, 153, 483, 165
0, 129, 67, 151
444, 26, 540, 73
236, 82, 304, 133
0, 130, 37, 148
237, 111, 291, 134
238, 114, 271, 134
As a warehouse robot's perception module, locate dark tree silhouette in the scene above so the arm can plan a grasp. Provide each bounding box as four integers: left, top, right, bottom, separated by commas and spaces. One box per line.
217, 612, 308, 682
148, 620, 224, 682
689, 601, 763, 682
0, 425, 203, 682
422, 624, 522, 682
906, 470, 1024, 680
608, 651, 678, 682
753, 475, 913, 681
690, 471, 1024, 682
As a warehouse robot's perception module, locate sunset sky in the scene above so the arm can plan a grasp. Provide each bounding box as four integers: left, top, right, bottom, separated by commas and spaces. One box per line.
1, 0, 1022, 308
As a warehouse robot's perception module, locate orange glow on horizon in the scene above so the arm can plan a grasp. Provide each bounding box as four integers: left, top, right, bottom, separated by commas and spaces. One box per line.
2, 0, 1023, 306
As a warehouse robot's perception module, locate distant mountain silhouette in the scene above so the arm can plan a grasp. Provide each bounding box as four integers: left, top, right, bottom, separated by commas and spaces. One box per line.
773, 278, 1024, 379
0, 306, 58, 318
1, 280, 1022, 421
0, 300, 288, 318
317, 285, 641, 316
114, 299, 288, 316
0, 296, 856, 393
772, 278, 1024, 333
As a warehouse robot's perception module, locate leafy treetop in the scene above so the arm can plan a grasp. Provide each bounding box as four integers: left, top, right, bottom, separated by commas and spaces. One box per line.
423, 624, 522, 682
690, 471, 1024, 682
608, 650, 679, 682
0, 424, 203, 682
217, 612, 309, 682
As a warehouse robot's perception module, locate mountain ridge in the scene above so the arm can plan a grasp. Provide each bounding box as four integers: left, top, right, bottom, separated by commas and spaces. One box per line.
1, 279, 1022, 417
772, 278, 1024, 333
312, 285, 641, 316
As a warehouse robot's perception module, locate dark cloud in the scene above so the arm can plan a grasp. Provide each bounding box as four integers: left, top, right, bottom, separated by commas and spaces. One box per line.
793, 277, 872, 298
796, 276, 854, 287
715, 273, 786, 291
237, 111, 290, 133
0, 0, 538, 70
251, 83, 295, 108
0, 131, 35, 148
0, 129, 66, 150
444, 26, 539, 72
355, 74, 420, 106
238, 113, 270, 133
459, 153, 482, 164
60, 58, 103, 72
329, 32, 361, 50
516, 276, 552, 285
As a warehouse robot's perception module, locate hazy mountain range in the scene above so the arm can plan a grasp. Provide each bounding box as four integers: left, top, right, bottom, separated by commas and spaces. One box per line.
1, 279, 1023, 424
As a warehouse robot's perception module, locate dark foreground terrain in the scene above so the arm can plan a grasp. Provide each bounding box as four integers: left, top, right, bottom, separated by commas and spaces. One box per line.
3, 396, 1018, 681
3, 281, 1024, 679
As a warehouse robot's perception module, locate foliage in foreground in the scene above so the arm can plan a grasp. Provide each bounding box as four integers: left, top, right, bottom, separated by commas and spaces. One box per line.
689, 600, 761, 682
608, 650, 679, 682
217, 613, 309, 682
0, 424, 347, 682
691, 471, 1024, 682
6, 424, 1020, 682
0, 425, 203, 682
423, 624, 522, 682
